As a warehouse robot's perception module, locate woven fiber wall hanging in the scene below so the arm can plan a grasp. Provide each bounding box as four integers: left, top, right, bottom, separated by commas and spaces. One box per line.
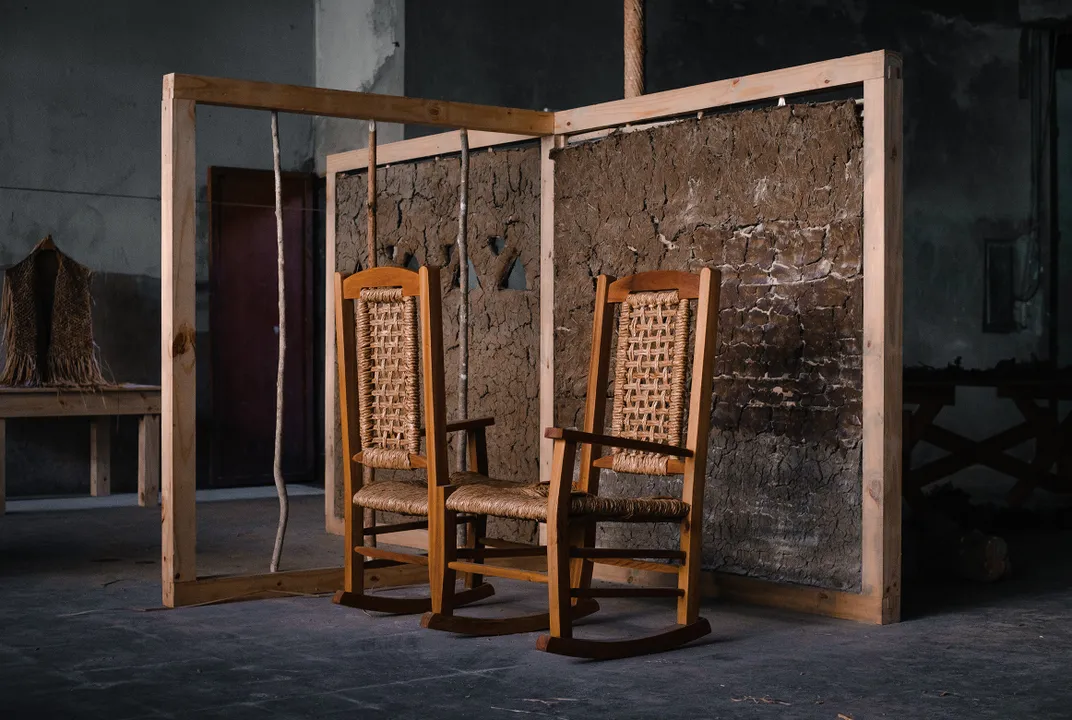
0, 235, 105, 387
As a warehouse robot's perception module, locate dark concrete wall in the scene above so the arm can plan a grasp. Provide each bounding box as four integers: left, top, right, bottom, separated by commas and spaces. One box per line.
0, 1, 316, 497
406, 0, 1049, 503
554, 102, 865, 589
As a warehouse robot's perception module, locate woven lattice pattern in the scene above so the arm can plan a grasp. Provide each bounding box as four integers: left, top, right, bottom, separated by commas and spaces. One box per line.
355, 287, 420, 470
354, 473, 510, 516
609, 290, 690, 475
445, 472, 690, 523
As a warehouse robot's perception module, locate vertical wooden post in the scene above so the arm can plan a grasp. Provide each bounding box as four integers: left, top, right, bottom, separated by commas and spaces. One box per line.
861, 52, 903, 625
539, 135, 561, 483
89, 418, 112, 496
335, 274, 364, 596
138, 415, 160, 507
161, 88, 198, 607
324, 169, 343, 535
364, 120, 378, 545
677, 268, 720, 625
624, 0, 645, 98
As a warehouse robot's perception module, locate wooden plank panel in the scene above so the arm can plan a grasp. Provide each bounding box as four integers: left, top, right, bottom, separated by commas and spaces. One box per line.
553, 51, 886, 134
167, 74, 553, 135
138, 415, 160, 507
161, 95, 198, 608
0, 388, 161, 418
861, 52, 904, 625
89, 418, 111, 497
326, 131, 536, 174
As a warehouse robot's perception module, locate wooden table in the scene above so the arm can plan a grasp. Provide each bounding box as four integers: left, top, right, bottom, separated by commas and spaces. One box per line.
0, 385, 162, 514
903, 370, 1072, 507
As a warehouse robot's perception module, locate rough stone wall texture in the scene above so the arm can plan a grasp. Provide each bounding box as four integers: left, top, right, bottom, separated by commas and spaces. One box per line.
336, 145, 541, 543
553, 102, 864, 591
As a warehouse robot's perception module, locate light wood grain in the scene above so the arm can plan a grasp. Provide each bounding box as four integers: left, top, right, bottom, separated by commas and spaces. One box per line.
335, 273, 364, 597
167, 74, 553, 135
553, 51, 886, 134
0, 387, 160, 418
606, 270, 701, 301
861, 52, 904, 625
678, 267, 721, 624
327, 131, 536, 174
342, 266, 422, 298
161, 95, 197, 608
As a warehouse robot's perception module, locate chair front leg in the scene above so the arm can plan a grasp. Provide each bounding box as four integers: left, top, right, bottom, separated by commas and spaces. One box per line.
545, 438, 578, 640
429, 484, 459, 615
464, 427, 489, 589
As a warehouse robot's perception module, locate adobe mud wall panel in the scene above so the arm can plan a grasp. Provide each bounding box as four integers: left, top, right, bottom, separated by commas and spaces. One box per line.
336, 145, 541, 542
554, 101, 864, 591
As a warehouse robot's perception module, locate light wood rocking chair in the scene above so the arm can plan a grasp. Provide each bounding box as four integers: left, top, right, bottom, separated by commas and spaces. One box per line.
332, 265, 499, 614
423, 268, 721, 658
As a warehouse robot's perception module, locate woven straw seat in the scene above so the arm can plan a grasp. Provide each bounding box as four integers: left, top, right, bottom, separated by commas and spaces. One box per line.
354, 473, 508, 516
444, 471, 690, 523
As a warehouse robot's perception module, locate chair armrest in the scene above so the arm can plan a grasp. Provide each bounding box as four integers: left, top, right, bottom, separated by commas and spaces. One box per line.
543, 427, 692, 458
420, 416, 495, 436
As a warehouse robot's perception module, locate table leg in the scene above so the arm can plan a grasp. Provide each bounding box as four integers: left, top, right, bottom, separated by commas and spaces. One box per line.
138, 415, 160, 507
0, 418, 6, 515
90, 417, 111, 497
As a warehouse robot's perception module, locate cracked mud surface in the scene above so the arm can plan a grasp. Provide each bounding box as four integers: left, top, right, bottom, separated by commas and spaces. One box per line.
336, 145, 541, 542
553, 102, 864, 590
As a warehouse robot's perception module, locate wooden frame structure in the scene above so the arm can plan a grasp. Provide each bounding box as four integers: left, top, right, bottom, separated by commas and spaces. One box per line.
165, 50, 902, 621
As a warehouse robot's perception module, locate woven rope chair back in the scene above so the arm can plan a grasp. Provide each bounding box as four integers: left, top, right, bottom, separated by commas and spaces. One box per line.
609, 289, 691, 475
355, 286, 421, 470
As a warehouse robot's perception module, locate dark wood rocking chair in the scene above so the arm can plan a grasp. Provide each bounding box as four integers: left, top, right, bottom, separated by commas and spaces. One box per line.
332, 265, 498, 614
423, 268, 722, 658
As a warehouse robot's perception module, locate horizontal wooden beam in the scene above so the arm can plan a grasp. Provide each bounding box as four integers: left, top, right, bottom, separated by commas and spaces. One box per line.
590, 563, 881, 623
327, 130, 537, 174
166, 74, 553, 135
167, 564, 435, 607
0, 387, 161, 418
554, 50, 888, 134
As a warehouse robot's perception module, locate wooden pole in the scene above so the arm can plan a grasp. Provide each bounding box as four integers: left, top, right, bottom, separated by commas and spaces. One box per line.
456, 129, 470, 471
624, 0, 645, 98
269, 111, 289, 572
364, 119, 377, 545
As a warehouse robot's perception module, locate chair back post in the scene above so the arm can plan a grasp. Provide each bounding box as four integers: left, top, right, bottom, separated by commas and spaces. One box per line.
334, 272, 364, 594
418, 265, 449, 488
577, 274, 615, 495
677, 266, 722, 624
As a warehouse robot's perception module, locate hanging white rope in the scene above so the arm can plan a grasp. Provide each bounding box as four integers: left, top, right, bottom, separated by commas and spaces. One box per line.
269, 110, 289, 573
456, 129, 470, 471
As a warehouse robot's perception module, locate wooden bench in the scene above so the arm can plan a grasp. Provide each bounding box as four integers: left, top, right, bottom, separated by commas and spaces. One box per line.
0, 385, 161, 514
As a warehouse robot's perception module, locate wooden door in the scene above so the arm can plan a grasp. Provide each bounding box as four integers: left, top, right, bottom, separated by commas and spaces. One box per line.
209, 167, 315, 487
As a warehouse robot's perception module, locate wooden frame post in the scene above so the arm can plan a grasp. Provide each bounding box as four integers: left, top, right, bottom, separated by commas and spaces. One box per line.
161, 92, 198, 607
862, 53, 904, 624
161, 75, 551, 607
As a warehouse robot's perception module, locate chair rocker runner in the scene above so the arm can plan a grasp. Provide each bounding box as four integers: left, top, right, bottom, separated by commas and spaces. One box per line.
332, 265, 499, 614
423, 268, 722, 659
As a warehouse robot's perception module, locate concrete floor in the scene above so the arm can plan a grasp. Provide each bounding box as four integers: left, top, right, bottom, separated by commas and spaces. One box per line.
1, 495, 1070, 719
